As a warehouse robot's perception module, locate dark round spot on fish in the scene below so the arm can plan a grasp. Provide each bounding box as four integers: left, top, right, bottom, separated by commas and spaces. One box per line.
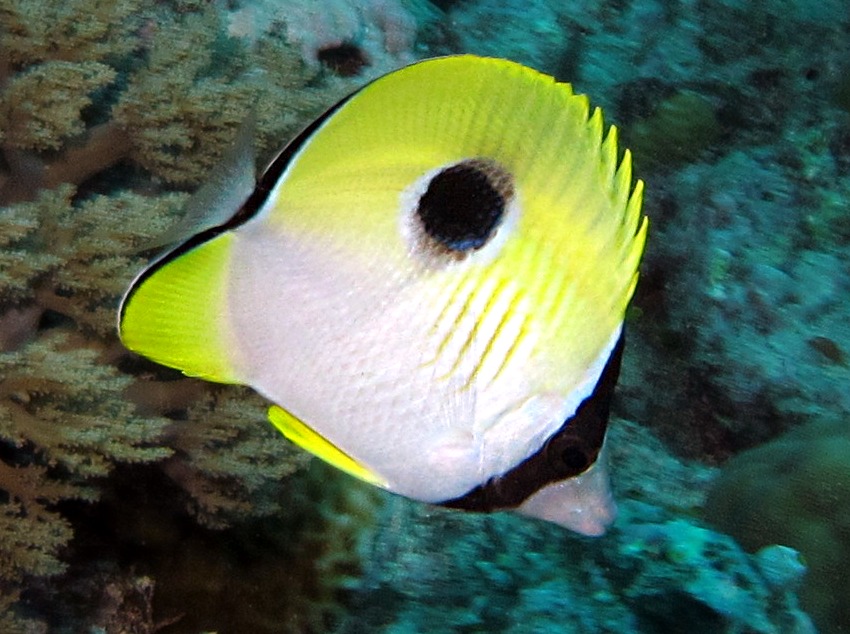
416, 159, 513, 252
318, 42, 369, 77
545, 434, 593, 477
560, 445, 590, 473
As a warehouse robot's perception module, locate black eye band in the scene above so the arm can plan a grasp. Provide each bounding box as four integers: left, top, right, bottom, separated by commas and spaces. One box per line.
440, 334, 624, 513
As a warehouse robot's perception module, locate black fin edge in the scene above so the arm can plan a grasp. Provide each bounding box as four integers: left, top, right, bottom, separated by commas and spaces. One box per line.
120, 57, 485, 326
440, 333, 624, 513
119, 89, 359, 326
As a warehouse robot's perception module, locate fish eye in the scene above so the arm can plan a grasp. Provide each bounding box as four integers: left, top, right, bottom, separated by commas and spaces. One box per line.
560, 445, 591, 473
416, 158, 513, 252
545, 434, 593, 477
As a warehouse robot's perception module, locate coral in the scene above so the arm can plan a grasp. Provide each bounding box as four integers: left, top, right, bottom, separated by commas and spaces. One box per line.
0, 0, 140, 65
0, 184, 185, 335
0, 461, 75, 579
606, 417, 716, 512
341, 494, 813, 633
0, 184, 179, 628
0, 317, 176, 625
112, 5, 255, 187
0, 331, 171, 479
0, 194, 312, 626
226, 0, 429, 77
0, 334, 169, 630
586, 0, 850, 466
5, 0, 846, 630
156, 386, 311, 529
440, 0, 566, 75
0, 181, 307, 627
0, 0, 414, 626
0, 0, 141, 204
0, 0, 390, 203
0, 61, 117, 152
613, 516, 814, 634
337, 419, 810, 633
621, 88, 722, 172
96, 461, 385, 634
704, 416, 850, 634
619, 131, 850, 461
0, 0, 424, 628
0, 189, 62, 308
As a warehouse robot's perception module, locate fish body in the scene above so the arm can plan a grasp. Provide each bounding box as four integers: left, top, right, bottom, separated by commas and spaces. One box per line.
119, 55, 647, 536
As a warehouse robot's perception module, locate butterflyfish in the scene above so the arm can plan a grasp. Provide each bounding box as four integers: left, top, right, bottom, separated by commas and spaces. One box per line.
119, 55, 647, 536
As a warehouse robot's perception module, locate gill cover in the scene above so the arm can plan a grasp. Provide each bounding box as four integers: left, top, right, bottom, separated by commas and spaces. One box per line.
119, 55, 647, 536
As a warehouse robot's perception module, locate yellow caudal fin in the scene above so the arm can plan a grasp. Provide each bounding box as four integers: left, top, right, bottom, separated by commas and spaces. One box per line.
118, 233, 241, 384
267, 405, 388, 487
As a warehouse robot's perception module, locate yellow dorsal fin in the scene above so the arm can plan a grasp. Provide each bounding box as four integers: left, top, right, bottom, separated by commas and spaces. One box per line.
267, 405, 387, 487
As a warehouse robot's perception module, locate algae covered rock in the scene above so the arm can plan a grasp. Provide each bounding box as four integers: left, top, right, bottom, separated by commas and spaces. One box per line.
704, 416, 850, 633
622, 87, 722, 172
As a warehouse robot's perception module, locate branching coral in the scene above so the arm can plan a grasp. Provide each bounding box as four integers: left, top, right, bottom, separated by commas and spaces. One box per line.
155, 386, 311, 529
0, 461, 75, 579
0, 190, 62, 309
0, 176, 311, 626
0, 184, 184, 336
0, 0, 376, 204
0, 0, 140, 65
0, 155, 300, 629
0, 0, 435, 628
0, 0, 141, 204
0, 328, 172, 629
0, 61, 117, 152
112, 5, 255, 187
0, 0, 249, 200
0, 194, 176, 624
0, 332, 171, 479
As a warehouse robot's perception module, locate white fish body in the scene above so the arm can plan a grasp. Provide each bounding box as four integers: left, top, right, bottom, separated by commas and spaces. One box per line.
119, 56, 647, 536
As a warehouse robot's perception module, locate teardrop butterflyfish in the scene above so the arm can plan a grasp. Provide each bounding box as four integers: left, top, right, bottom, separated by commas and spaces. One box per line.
119, 55, 647, 536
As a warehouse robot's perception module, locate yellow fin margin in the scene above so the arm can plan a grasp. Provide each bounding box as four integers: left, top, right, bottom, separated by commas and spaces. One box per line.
267, 405, 388, 487
119, 233, 241, 384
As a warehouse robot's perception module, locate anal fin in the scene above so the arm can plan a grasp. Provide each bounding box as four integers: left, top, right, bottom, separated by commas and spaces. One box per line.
267, 405, 387, 487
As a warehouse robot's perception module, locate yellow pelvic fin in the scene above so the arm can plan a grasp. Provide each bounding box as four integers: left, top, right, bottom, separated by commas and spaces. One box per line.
267, 405, 388, 487
119, 233, 241, 384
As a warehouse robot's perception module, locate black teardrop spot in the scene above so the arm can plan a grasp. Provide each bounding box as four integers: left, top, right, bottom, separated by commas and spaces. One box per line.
416, 159, 512, 252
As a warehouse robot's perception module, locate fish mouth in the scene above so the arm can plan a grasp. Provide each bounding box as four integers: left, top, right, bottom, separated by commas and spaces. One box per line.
515, 440, 617, 537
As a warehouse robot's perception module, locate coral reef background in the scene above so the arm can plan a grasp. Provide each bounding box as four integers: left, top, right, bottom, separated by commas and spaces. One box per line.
1, 0, 848, 632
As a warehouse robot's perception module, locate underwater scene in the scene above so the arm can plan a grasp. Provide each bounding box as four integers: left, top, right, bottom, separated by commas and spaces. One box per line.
1, 0, 849, 632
